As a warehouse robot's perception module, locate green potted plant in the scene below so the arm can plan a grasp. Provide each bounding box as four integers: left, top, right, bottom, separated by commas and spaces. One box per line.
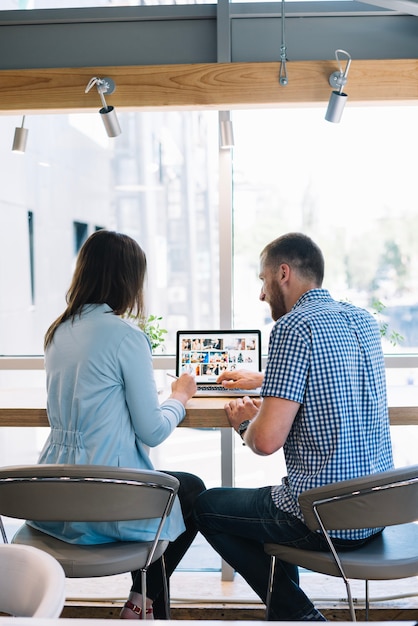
371, 299, 404, 347
124, 313, 167, 353
139, 314, 167, 352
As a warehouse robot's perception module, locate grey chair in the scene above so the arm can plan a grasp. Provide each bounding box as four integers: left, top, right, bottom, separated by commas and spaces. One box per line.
0, 543, 66, 617
264, 464, 418, 621
0, 464, 180, 619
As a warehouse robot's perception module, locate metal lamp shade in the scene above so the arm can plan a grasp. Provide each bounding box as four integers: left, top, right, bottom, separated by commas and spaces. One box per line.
12, 126, 28, 153
220, 119, 234, 149
99, 105, 121, 138
325, 91, 348, 124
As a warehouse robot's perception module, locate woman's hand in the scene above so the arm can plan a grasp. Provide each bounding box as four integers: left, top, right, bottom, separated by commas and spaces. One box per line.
169, 372, 197, 406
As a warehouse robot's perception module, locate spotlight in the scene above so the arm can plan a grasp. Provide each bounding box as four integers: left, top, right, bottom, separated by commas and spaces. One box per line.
12, 116, 28, 153
219, 112, 234, 149
85, 77, 121, 138
325, 49, 352, 124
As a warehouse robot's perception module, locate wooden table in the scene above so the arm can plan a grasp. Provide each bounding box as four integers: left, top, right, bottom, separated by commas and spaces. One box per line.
0, 388, 418, 427
0, 389, 227, 428
1, 387, 417, 583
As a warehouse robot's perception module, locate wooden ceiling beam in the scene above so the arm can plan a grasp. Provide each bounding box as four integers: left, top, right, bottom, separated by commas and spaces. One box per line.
0, 59, 417, 114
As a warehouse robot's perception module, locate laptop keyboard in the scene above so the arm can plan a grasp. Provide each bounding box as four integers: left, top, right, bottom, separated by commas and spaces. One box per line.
199, 385, 225, 391
198, 385, 256, 394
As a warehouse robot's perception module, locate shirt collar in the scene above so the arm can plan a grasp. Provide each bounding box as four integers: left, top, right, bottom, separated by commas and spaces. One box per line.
80, 303, 114, 316
291, 288, 331, 312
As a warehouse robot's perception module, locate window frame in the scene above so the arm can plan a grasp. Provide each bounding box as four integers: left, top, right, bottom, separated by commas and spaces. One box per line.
1, 2, 418, 369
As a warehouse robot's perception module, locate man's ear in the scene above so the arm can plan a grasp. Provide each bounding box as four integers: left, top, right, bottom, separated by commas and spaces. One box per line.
279, 263, 290, 282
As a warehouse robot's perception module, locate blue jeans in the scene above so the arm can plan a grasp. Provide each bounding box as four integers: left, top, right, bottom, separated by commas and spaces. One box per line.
194, 486, 367, 621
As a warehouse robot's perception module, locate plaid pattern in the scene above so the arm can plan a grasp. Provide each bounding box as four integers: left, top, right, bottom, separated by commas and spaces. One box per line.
263, 289, 393, 540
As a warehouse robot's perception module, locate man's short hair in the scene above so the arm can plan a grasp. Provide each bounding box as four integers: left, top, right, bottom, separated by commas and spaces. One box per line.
261, 232, 324, 286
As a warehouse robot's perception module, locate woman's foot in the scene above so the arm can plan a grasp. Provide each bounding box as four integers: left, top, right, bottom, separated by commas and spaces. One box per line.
120, 595, 154, 620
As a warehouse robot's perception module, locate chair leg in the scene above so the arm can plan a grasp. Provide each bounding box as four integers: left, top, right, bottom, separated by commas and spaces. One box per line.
0, 517, 8, 543
344, 577, 356, 622
365, 580, 369, 621
161, 554, 170, 619
265, 555, 276, 620
140, 569, 147, 620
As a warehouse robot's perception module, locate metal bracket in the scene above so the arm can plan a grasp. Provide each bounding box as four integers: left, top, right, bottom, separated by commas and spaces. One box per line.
328, 49, 351, 93
329, 70, 347, 90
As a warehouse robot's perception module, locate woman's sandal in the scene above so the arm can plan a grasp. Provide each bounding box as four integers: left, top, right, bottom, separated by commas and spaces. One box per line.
120, 600, 154, 619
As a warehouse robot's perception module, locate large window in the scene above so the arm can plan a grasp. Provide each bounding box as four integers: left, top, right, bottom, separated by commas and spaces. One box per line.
0, 111, 218, 357
1, 103, 417, 573
3, 0, 217, 9
2, 105, 418, 363
230, 107, 418, 449
232, 106, 418, 360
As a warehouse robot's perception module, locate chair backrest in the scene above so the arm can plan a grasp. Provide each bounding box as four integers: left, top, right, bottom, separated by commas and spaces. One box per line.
0, 464, 179, 523
299, 464, 418, 532
0, 543, 65, 617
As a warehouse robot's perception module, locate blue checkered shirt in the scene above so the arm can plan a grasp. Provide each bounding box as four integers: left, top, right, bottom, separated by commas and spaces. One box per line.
263, 289, 394, 540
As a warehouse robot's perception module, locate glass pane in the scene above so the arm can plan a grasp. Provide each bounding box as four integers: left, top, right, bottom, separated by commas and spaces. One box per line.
232, 106, 418, 358
3, 0, 216, 9
2, 0, 358, 7
0, 110, 218, 356
232, 105, 418, 476
230, 0, 347, 2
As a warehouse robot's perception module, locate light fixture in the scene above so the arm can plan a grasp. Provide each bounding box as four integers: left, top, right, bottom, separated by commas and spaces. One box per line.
12, 116, 28, 153
85, 77, 121, 138
279, 0, 288, 86
219, 111, 234, 149
325, 49, 352, 124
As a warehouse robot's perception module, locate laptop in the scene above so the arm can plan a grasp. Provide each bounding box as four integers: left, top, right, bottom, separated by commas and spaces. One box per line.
176, 329, 262, 397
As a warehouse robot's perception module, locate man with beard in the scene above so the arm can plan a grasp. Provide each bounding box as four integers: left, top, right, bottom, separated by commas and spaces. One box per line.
193, 232, 393, 621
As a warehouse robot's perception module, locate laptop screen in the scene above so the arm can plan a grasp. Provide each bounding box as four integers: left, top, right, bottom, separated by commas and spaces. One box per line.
176, 330, 262, 384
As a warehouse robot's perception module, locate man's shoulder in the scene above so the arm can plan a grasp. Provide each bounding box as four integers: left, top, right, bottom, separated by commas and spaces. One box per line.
337, 300, 377, 327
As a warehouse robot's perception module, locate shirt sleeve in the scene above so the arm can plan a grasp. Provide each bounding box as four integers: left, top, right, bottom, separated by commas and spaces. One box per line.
117, 327, 185, 447
261, 322, 310, 403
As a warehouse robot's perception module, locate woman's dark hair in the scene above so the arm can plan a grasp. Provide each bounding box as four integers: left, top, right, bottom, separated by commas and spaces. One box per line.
44, 230, 147, 349
261, 232, 324, 286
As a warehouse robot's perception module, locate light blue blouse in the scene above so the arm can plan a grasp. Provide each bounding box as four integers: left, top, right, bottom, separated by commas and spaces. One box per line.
30, 304, 186, 544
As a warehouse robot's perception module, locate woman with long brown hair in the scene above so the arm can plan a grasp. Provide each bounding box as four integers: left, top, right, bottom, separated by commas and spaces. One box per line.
33, 229, 205, 619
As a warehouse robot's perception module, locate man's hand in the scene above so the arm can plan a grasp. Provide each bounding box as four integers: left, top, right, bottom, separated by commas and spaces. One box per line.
226, 396, 300, 456
224, 396, 262, 431
217, 369, 264, 390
